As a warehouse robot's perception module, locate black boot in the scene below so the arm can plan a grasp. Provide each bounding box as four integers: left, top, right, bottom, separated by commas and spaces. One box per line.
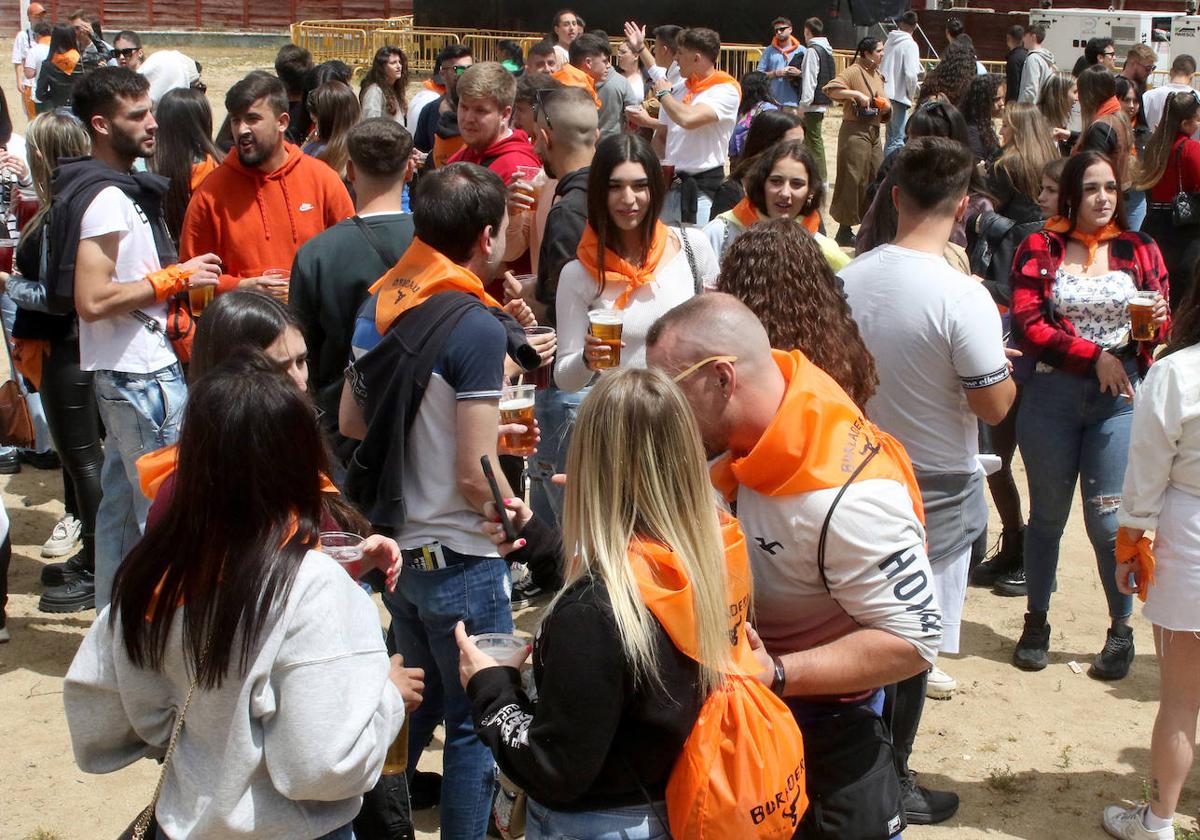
970, 527, 1024, 587
835, 225, 856, 247
41, 551, 90, 587
1089, 624, 1134, 681
38, 571, 95, 613
1013, 610, 1050, 671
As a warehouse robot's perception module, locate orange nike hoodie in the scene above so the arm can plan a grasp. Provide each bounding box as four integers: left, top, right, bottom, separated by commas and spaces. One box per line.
179, 143, 354, 292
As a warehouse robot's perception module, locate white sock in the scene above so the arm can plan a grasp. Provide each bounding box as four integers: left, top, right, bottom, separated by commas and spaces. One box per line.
1142, 806, 1173, 831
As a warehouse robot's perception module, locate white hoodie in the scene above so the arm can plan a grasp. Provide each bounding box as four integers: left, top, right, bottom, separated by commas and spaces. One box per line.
881, 29, 921, 106
1018, 46, 1056, 104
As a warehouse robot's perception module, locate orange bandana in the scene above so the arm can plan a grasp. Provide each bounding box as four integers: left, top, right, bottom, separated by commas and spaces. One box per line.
50, 49, 79, 76
553, 63, 602, 108
423, 78, 446, 94
630, 514, 759, 674
731, 198, 821, 235
11, 338, 48, 391
1095, 96, 1122, 119
1117, 526, 1156, 602
137, 443, 339, 502
370, 238, 504, 335
683, 70, 741, 104
36, 35, 49, 45
1044, 216, 1122, 269
576, 221, 670, 309
773, 35, 802, 59
711, 350, 924, 524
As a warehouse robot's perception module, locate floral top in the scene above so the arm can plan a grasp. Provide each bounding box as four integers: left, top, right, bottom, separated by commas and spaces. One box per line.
1051, 267, 1138, 349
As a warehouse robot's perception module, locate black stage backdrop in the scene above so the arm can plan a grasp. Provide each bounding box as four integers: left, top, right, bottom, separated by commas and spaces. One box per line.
413, 0, 908, 50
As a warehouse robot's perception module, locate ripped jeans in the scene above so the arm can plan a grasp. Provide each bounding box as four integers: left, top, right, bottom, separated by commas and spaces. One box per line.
1016, 362, 1136, 620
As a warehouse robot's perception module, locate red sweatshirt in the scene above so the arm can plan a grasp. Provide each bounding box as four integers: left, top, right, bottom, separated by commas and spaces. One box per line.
179, 143, 354, 291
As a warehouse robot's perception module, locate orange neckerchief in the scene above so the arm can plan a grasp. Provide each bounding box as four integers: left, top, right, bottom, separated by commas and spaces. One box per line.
1117, 527, 1156, 602
1044, 216, 1122, 269
732, 198, 821, 235
630, 514, 760, 675
370, 237, 503, 335
423, 78, 446, 94
576, 221, 670, 309
712, 349, 924, 524
683, 70, 741, 104
36, 35, 49, 45
50, 49, 79, 76
1095, 96, 1122, 120
190, 154, 218, 190
553, 63, 602, 108
773, 35, 803, 59
11, 338, 48, 391
137, 443, 339, 503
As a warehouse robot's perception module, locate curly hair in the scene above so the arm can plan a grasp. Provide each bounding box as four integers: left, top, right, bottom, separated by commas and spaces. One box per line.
716, 218, 879, 409
918, 39, 977, 106
961, 74, 1001, 158
359, 46, 410, 117
738, 70, 777, 117
744, 139, 824, 218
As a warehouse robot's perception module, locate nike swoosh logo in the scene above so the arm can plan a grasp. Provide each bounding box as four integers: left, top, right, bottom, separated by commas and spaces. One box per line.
299, 203, 314, 212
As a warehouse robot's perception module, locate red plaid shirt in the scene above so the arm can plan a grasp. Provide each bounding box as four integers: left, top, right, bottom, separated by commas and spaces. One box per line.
1010, 229, 1169, 376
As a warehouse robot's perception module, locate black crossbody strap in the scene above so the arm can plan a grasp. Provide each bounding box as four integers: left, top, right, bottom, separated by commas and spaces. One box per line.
817, 441, 882, 596
351, 215, 400, 270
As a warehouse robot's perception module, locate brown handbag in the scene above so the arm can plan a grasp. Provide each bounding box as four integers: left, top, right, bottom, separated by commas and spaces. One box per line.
0, 315, 34, 449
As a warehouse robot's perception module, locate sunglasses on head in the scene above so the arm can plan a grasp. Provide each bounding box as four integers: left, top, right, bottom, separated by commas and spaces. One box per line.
533, 87, 555, 130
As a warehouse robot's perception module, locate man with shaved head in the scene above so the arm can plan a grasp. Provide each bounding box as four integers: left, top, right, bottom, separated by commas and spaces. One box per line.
647, 293, 940, 839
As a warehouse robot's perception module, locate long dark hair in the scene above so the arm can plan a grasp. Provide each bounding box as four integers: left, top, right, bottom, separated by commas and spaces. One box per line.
744, 139, 824, 218
961, 74, 1001, 158
1058, 149, 1127, 231
1136, 91, 1200, 191
738, 70, 776, 118
113, 352, 328, 689
1162, 265, 1200, 358
48, 24, 76, 58
853, 36, 880, 64
731, 108, 804, 180
716, 218, 879, 409
918, 39, 976, 105
307, 81, 359, 177
360, 46, 409, 117
153, 87, 223, 243
586, 132, 665, 290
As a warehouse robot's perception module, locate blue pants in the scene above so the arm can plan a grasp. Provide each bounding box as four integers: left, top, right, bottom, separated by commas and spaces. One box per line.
885, 100, 910, 157
93, 363, 186, 611
1125, 189, 1147, 232
383, 550, 513, 839
1016, 364, 1137, 619
526, 799, 670, 839
528, 383, 590, 529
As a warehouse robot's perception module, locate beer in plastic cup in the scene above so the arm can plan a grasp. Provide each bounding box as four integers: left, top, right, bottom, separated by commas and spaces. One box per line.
588, 309, 623, 369
262, 268, 290, 306
319, 531, 366, 579
1128, 293, 1157, 342
382, 718, 410, 775
512, 165, 539, 213
188, 283, 214, 316
524, 325, 555, 390
499, 384, 537, 456
471, 633, 528, 657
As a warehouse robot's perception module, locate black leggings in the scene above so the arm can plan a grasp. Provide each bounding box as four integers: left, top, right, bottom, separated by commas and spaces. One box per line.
984, 387, 1024, 534
38, 337, 104, 571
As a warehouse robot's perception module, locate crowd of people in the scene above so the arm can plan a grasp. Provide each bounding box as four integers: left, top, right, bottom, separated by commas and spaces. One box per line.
0, 5, 1193, 840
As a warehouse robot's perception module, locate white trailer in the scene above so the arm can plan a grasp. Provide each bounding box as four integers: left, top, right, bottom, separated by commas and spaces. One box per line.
1027, 8, 1177, 71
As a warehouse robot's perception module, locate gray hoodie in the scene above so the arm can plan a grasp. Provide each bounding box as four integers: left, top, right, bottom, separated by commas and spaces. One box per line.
1018, 46, 1056, 104
64, 551, 405, 839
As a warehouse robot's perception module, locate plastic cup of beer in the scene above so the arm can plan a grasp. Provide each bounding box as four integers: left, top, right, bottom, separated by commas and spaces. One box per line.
319, 531, 366, 579
262, 268, 290, 305
188, 282, 214, 316
382, 718, 410, 776
588, 309, 623, 369
512, 165, 539, 213
1128, 292, 1157, 342
471, 632, 528, 658
524, 325, 555, 390
499, 384, 538, 456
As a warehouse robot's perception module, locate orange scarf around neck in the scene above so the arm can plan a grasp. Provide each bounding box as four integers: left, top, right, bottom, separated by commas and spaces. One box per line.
553, 63, 602, 108
423, 78, 446, 94
630, 514, 759, 674
711, 349, 924, 524
731, 198, 821, 235
1095, 96, 1122, 120
773, 35, 802, 58
576, 222, 670, 309
137, 444, 339, 505
1044, 215, 1122, 269
51, 49, 79, 76
683, 70, 741, 104
36, 35, 50, 45
370, 238, 504, 335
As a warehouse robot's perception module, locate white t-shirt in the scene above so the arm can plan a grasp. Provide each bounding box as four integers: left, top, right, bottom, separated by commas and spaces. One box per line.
139, 50, 200, 107
553, 227, 718, 392
24, 41, 47, 96
11, 29, 32, 68
406, 87, 440, 133
77, 187, 176, 374
662, 77, 740, 173
1143, 83, 1199, 136
840, 244, 1010, 474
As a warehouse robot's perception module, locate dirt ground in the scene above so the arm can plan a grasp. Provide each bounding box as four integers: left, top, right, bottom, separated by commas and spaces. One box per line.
1, 45, 1199, 840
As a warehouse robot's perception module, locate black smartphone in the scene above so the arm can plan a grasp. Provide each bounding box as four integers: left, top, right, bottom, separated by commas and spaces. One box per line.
480, 455, 520, 543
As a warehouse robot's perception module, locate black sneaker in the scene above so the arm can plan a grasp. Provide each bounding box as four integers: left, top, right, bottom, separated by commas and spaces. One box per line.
1013, 611, 1050, 671
19, 449, 61, 470
835, 225, 856, 247
1089, 625, 1134, 681
38, 572, 95, 613
970, 528, 1024, 587
509, 562, 544, 610
901, 775, 959, 824
409, 770, 442, 811
993, 567, 1027, 597
40, 552, 90, 587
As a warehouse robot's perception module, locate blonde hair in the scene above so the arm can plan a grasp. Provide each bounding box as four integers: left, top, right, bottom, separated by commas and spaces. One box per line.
456, 61, 518, 110
20, 111, 90, 251
1037, 71, 1076, 130
555, 368, 732, 695
995, 102, 1059, 201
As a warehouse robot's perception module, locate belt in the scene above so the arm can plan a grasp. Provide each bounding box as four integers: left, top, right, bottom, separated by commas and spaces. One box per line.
400, 541, 463, 571
1149, 202, 1175, 211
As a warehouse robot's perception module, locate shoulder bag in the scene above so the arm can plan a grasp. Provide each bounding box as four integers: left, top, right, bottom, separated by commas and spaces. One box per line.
1171, 144, 1200, 227
0, 312, 34, 449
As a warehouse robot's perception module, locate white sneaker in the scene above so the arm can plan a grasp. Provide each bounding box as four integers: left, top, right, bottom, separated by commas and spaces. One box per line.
0, 625, 9, 643
1103, 804, 1173, 840
926, 666, 957, 699
41, 515, 81, 558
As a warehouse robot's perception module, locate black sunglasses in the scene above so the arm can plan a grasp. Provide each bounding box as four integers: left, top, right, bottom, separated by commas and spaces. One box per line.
775, 26, 790, 33
114, 47, 138, 58
533, 87, 555, 130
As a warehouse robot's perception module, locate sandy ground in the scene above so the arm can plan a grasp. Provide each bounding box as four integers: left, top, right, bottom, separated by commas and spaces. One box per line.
1, 45, 1199, 840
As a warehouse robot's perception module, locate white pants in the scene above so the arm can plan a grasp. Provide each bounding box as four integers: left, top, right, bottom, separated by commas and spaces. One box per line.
931, 544, 971, 654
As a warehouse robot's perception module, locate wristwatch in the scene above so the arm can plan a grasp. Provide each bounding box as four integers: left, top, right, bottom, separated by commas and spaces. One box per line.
655, 87, 671, 100
770, 655, 786, 697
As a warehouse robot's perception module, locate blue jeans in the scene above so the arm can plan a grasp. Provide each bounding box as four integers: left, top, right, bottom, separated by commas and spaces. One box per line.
383, 550, 513, 839
93, 363, 186, 611
885, 100, 910, 157
528, 384, 591, 529
1125, 189, 1147, 232
526, 799, 670, 839
662, 184, 714, 227
1016, 364, 1137, 620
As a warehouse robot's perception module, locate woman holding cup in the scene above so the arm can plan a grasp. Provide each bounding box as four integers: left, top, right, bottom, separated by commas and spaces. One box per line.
1009, 150, 1170, 678
553, 133, 718, 393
